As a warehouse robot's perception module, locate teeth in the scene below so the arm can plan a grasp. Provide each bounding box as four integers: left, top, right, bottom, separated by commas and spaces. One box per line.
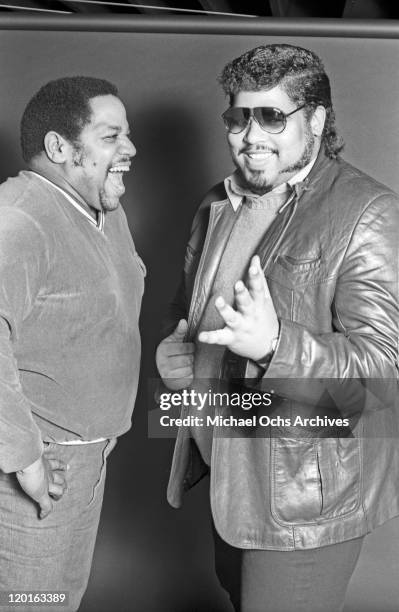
109, 166, 130, 173
247, 152, 274, 159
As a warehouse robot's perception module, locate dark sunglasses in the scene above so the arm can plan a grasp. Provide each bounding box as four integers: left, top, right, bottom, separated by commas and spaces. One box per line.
222, 104, 307, 134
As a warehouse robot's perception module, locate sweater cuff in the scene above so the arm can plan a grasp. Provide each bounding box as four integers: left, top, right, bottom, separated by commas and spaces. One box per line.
1, 434, 43, 474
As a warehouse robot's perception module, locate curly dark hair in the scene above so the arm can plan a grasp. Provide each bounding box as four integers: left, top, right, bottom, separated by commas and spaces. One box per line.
20, 76, 119, 162
219, 44, 344, 158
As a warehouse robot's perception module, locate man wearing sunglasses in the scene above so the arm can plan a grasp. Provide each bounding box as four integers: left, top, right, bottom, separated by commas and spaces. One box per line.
156, 44, 398, 611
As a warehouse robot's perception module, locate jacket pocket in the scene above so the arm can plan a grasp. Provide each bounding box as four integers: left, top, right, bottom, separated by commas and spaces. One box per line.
268, 255, 327, 287
316, 437, 362, 519
275, 254, 322, 274
266, 257, 336, 331
271, 437, 361, 525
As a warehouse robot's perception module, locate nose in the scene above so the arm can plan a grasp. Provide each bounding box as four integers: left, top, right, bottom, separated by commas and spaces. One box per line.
242, 116, 269, 144
120, 135, 136, 158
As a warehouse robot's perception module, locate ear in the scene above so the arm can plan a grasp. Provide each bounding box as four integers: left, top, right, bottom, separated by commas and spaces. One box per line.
43, 131, 69, 164
310, 105, 326, 139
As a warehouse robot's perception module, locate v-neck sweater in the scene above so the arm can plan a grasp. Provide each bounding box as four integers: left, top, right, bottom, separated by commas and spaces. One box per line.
191, 188, 290, 465
0, 171, 145, 472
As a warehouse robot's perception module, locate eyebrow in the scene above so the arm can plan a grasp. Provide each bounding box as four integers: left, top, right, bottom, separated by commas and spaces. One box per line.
94, 123, 122, 131
92, 122, 130, 135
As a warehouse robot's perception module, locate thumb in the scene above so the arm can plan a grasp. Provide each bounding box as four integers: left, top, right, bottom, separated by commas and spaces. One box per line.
168, 319, 188, 341
39, 494, 53, 520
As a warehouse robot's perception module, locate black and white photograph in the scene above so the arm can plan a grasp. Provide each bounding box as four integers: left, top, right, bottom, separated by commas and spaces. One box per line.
0, 2, 398, 611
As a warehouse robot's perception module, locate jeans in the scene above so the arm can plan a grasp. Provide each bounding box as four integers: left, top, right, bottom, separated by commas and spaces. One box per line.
0, 439, 116, 612
213, 526, 364, 612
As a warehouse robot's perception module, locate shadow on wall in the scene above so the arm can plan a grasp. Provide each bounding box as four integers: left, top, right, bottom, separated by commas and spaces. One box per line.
124, 100, 228, 374
0, 131, 25, 183
81, 102, 233, 611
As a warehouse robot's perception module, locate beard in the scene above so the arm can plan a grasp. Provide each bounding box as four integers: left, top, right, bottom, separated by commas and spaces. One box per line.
235, 127, 316, 195
71, 143, 122, 212
99, 187, 120, 212
71, 144, 85, 168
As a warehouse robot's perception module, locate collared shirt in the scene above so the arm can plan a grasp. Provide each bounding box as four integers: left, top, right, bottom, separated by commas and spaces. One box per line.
224, 156, 317, 211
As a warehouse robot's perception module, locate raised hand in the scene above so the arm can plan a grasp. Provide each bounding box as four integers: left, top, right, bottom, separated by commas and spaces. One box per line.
198, 255, 279, 361
156, 319, 195, 390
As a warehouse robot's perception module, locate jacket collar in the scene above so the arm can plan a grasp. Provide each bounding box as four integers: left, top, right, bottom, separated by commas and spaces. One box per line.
291, 146, 335, 199
224, 152, 323, 211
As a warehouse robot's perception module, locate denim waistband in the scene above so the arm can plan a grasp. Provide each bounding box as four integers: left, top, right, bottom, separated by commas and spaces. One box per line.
53, 437, 107, 446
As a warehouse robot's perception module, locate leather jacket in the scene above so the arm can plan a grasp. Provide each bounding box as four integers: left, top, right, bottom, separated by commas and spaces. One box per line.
165, 149, 399, 550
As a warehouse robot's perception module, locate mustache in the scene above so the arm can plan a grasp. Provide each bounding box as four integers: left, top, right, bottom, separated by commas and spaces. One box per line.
107, 156, 132, 170
114, 155, 132, 163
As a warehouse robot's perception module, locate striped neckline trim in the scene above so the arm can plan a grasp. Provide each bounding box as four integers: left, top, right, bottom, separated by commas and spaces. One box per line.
30, 171, 105, 231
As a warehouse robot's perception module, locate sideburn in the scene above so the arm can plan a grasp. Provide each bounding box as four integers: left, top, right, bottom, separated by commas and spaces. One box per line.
72, 144, 86, 168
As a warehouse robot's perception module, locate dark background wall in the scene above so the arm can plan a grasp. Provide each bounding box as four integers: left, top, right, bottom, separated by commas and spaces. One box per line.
0, 25, 398, 612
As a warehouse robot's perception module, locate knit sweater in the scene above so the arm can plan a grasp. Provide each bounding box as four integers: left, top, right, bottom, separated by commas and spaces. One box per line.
0, 171, 144, 472
191, 186, 290, 464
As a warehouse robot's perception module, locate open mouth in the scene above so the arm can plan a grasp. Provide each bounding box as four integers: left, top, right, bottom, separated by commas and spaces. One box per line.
247, 152, 274, 159
106, 164, 131, 195
245, 149, 276, 161
244, 150, 276, 170
109, 164, 131, 173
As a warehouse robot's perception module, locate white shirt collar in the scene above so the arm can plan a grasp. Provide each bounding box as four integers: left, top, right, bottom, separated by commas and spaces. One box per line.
29, 171, 105, 231
224, 156, 317, 212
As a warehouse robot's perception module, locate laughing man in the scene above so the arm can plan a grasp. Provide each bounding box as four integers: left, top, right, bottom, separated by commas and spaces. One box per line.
0, 77, 144, 611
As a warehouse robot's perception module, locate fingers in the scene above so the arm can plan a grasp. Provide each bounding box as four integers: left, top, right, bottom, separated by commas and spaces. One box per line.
16, 454, 68, 519
198, 327, 234, 346
166, 353, 194, 371
50, 471, 66, 486
44, 457, 69, 471
156, 326, 195, 385
214, 297, 240, 328
161, 375, 194, 391
156, 340, 194, 377
164, 349, 194, 377
165, 366, 193, 379
234, 280, 252, 314
247, 255, 266, 297
167, 319, 188, 342
157, 347, 194, 378
48, 484, 65, 501
38, 495, 53, 520
48, 479, 67, 501
247, 255, 271, 301
43, 455, 69, 502
162, 342, 195, 358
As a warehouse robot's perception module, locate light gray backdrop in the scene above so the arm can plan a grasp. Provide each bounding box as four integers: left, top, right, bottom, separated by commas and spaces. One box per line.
0, 22, 398, 612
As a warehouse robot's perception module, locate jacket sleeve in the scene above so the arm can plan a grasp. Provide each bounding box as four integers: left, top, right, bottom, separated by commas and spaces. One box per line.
0, 207, 48, 473
260, 194, 398, 409
160, 270, 189, 340
160, 187, 219, 340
